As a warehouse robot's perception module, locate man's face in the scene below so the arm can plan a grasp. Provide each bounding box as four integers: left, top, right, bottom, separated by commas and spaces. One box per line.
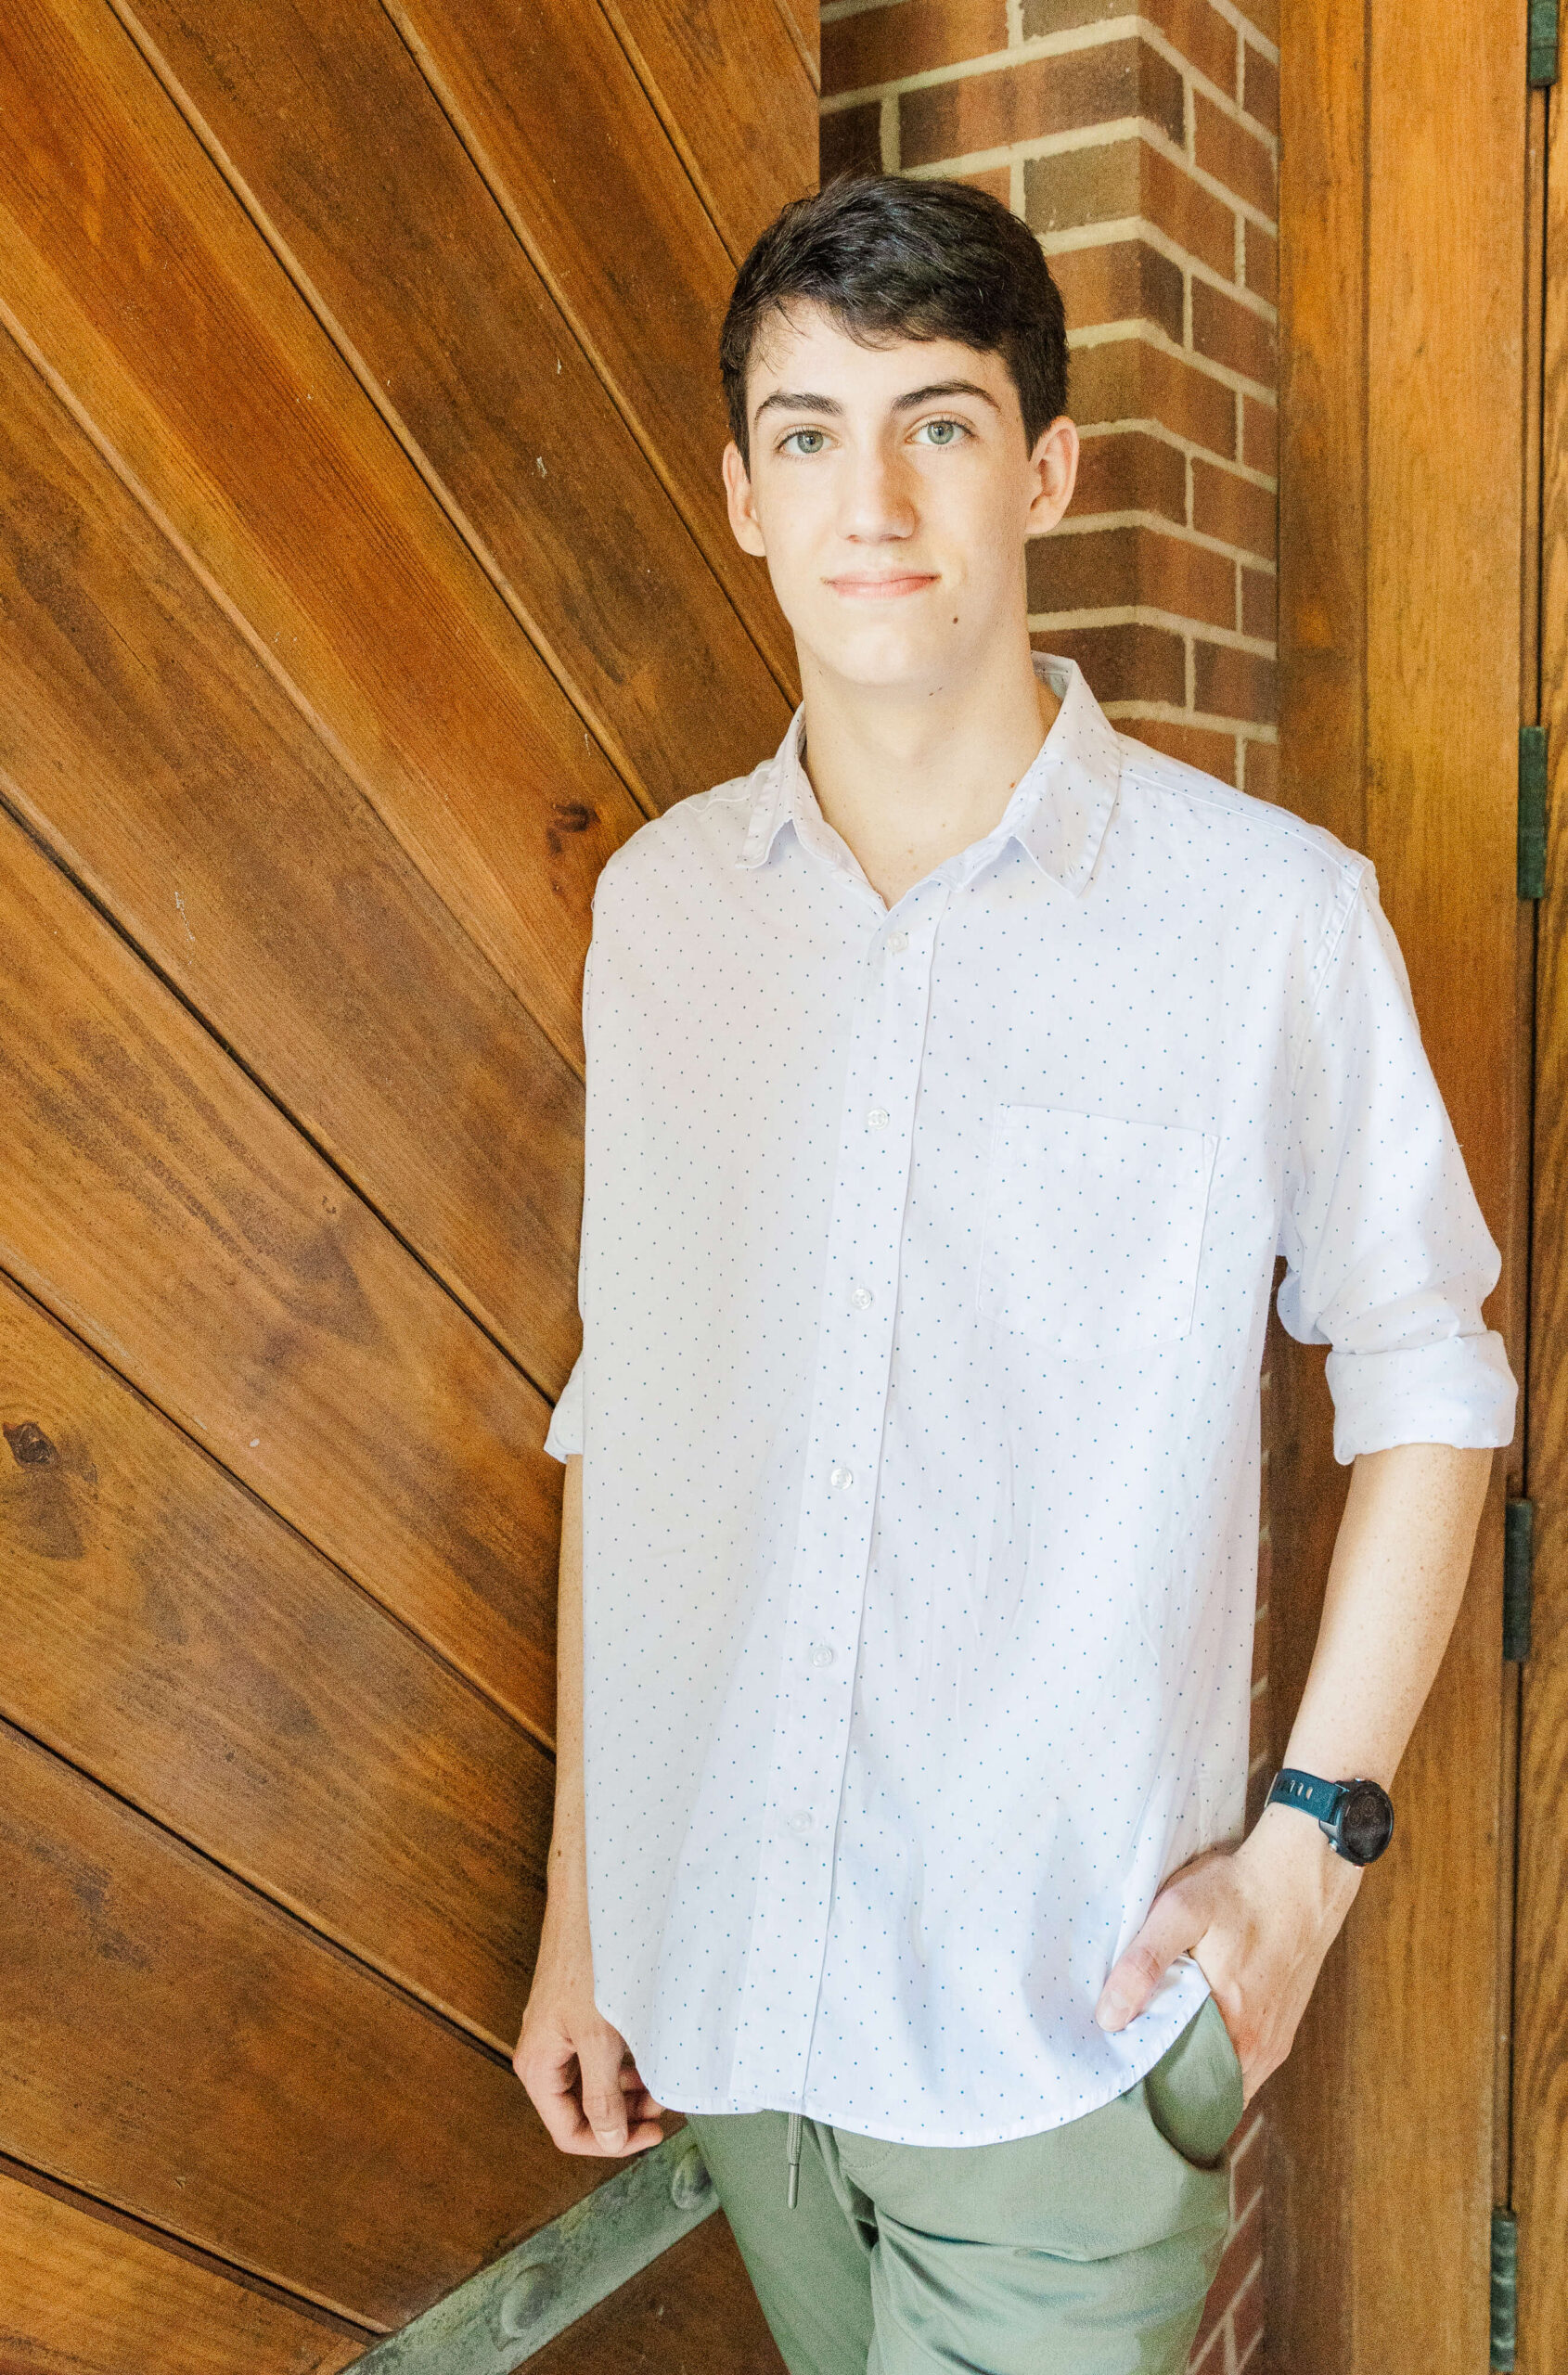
723, 302, 1077, 697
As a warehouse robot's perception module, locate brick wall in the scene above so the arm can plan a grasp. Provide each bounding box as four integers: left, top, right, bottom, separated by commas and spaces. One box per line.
820, 3, 1279, 2364
821, 0, 1279, 796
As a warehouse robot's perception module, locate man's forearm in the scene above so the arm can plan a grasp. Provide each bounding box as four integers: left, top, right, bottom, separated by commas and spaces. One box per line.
546, 1452, 587, 1910
1278, 1438, 1493, 1791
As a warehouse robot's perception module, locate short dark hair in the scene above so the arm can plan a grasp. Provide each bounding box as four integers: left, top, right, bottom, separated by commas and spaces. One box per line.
720, 173, 1069, 466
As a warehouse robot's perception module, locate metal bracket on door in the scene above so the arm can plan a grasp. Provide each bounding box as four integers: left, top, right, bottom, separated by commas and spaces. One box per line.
1530, 0, 1560, 85
353, 2131, 719, 2374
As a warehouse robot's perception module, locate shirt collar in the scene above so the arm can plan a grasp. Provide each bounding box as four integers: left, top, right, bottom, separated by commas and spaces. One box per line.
736, 652, 1120, 897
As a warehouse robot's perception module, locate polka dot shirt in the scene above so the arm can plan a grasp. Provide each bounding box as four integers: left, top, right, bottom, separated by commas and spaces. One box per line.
544, 654, 1515, 2145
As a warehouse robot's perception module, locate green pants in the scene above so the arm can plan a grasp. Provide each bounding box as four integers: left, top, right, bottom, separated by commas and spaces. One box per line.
687, 1997, 1244, 2375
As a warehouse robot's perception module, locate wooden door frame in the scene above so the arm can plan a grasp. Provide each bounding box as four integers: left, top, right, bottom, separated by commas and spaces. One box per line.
1270, 0, 1530, 2366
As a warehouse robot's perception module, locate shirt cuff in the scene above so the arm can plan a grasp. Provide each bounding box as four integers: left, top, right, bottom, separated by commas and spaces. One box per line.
1325, 1330, 1517, 1464
543, 1353, 585, 1461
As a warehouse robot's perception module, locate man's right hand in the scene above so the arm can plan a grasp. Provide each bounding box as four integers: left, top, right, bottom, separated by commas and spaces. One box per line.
513, 1874, 664, 2156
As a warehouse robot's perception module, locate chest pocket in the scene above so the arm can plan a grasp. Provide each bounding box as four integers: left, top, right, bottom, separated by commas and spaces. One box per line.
978, 1105, 1217, 1355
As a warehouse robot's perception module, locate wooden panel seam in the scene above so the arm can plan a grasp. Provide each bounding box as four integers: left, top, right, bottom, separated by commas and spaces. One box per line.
0, 1701, 520, 2073
0, 743, 565, 1415
102, 0, 757, 828
0, 2148, 376, 2346
0, 296, 589, 1103
375, 0, 795, 707
596, 0, 816, 268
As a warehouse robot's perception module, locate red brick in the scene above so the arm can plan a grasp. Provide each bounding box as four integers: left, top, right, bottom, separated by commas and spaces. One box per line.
823, 0, 1007, 96
1070, 336, 1237, 458
1032, 620, 1187, 703
1192, 280, 1275, 386
1031, 523, 1236, 626
1241, 565, 1277, 639
1242, 39, 1279, 132
1127, 718, 1239, 782
954, 162, 1014, 205
1236, 0, 1279, 45
1195, 90, 1278, 219
1227, 2107, 1266, 2215
1026, 138, 1239, 279
1233, 2262, 1267, 2368
1197, 640, 1275, 718
1242, 394, 1277, 473
1250, 1599, 1269, 1684
1245, 217, 1278, 303
1185, 2309, 1229, 2371
1073, 427, 1187, 522
1051, 238, 1185, 340
1245, 1757, 1272, 1825
1193, 456, 1275, 557
1241, 738, 1279, 802
820, 102, 882, 180
1247, 1678, 1271, 1760
901, 40, 1184, 168
1023, 0, 1238, 95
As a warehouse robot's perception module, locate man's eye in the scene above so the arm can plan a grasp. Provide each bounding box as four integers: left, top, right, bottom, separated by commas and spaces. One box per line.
915, 417, 967, 447
780, 428, 829, 456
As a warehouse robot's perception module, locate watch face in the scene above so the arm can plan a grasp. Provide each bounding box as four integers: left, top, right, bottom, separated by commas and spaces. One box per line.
1337, 1781, 1394, 1866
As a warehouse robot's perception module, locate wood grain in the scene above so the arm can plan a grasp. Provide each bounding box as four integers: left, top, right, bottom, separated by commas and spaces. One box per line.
523, 2212, 785, 2375
118, 0, 790, 815
0, 2163, 367, 2374
0, 796, 560, 1739
603, 0, 818, 259
0, 320, 583, 1398
1273, 0, 1527, 2368
0, 1723, 598, 2330
0, 0, 636, 1072
0, 316, 585, 1394
1515, 48, 1568, 2375
0, 1272, 552, 2048
384, 0, 796, 687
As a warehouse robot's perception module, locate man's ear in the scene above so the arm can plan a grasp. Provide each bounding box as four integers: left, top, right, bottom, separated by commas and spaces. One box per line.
1024, 416, 1080, 541
723, 441, 768, 558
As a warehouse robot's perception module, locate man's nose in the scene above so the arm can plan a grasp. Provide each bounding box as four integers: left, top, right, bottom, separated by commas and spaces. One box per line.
836, 443, 917, 541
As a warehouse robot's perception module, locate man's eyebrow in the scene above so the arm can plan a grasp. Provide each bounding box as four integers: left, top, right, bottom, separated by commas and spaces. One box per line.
892, 379, 1001, 414
752, 388, 845, 422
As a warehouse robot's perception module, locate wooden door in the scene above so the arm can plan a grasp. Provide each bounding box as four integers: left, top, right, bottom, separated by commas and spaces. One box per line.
1272, 0, 1530, 2368
0, 0, 814, 2364
1515, 43, 1568, 2375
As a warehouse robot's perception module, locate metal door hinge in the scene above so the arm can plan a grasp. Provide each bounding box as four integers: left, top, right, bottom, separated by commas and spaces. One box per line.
1530, 0, 1560, 84
1491, 2206, 1518, 2370
1504, 1498, 1534, 1663
1519, 726, 1549, 899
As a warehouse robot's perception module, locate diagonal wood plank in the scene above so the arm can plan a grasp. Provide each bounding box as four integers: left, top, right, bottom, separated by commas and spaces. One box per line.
0, 796, 559, 1739
117, 0, 790, 815
0, 1274, 553, 2048
0, 1725, 599, 2330
0, 318, 582, 1395
0, 0, 637, 1072
603, 0, 818, 261
383, 0, 798, 687
0, 2164, 368, 2375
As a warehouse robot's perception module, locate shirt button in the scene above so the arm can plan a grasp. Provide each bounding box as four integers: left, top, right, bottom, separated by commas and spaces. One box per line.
887, 931, 908, 956
829, 1464, 854, 1491
808, 1642, 835, 1669
868, 1107, 891, 1131
850, 1285, 873, 1312
786, 1810, 816, 1838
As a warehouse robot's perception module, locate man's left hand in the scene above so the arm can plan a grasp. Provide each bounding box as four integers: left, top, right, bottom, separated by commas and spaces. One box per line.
1092, 1801, 1365, 2103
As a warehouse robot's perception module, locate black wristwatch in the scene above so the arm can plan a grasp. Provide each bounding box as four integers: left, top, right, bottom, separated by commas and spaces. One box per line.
1266, 1767, 1395, 1866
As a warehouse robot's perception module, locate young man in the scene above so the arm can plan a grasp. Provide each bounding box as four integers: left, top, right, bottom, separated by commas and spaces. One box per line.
514, 176, 1514, 2373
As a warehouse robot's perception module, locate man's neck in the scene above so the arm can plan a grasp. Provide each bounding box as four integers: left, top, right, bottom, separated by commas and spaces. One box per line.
798, 634, 1061, 909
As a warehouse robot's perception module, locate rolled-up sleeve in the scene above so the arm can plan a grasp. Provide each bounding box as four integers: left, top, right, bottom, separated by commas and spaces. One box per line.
544, 1351, 585, 1462
1277, 867, 1517, 1464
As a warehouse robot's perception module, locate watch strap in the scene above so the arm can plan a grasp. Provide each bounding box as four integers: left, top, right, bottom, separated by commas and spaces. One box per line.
1267, 1767, 1346, 1826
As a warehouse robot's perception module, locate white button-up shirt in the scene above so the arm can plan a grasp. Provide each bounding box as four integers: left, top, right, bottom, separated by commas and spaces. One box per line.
546, 655, 1514, 2145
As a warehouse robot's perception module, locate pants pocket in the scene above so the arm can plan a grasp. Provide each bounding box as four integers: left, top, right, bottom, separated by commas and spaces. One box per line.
1142, 1995, 1246, 2173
